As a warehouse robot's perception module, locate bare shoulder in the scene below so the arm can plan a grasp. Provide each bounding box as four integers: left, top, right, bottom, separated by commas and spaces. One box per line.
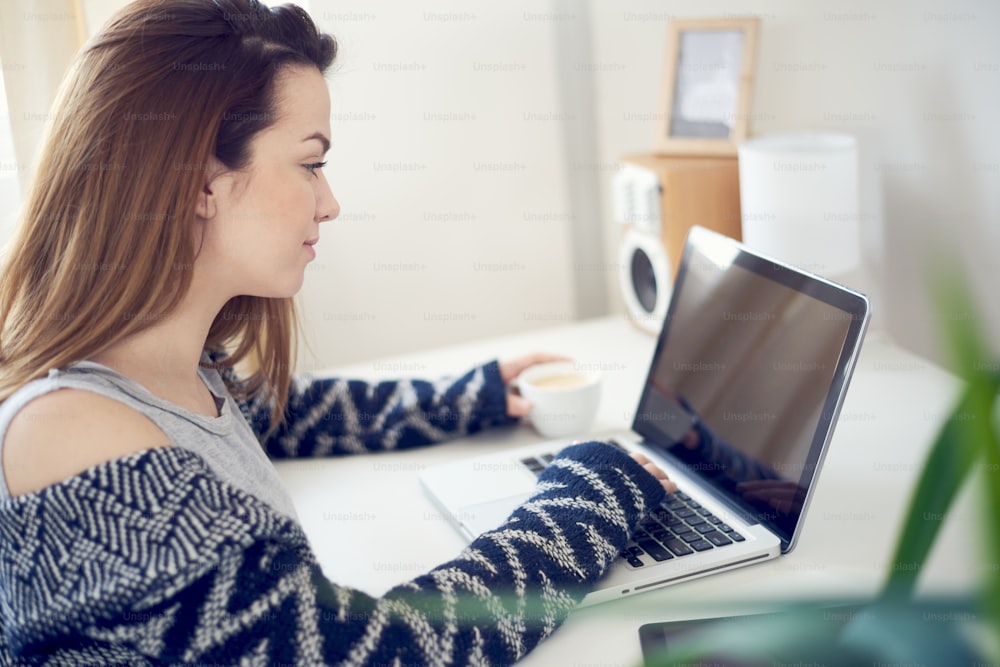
2, 389, 172, 497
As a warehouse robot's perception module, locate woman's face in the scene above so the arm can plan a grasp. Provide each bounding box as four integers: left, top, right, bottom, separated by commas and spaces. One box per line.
199, 65, 338, 300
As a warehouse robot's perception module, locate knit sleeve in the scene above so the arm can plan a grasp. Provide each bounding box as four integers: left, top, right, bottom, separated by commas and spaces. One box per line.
0, 443, 665, 666
232, 361, 517, 458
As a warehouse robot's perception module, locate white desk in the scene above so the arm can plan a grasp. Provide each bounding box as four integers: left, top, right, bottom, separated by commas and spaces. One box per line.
275, 316, 976, 667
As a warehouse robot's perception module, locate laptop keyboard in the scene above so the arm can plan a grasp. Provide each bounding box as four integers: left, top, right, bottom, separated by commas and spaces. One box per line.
519, 442, 746, 568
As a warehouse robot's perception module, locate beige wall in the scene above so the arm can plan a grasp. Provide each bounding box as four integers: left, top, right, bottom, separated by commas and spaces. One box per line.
297, 1, 580, 371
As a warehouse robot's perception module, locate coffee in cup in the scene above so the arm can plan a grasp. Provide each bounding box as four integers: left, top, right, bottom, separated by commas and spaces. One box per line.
516, 361, 601, 438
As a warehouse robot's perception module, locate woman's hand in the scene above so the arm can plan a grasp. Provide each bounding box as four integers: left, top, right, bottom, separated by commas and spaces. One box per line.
498, 353, 572, 417
629, 451, 678, 494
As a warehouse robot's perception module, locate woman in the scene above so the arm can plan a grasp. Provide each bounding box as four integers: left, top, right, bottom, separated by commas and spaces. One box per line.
0, 1, 674, 664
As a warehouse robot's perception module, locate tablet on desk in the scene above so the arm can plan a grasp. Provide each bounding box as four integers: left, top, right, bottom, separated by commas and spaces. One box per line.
638, 605, 864, 666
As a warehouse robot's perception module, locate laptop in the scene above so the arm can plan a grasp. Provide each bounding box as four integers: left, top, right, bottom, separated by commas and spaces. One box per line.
419, 226, 871, 606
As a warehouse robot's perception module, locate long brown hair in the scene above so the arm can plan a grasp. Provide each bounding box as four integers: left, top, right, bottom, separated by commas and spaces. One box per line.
0, 0, 336, 424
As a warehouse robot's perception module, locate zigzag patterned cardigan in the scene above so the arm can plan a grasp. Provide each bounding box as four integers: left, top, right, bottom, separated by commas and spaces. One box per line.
0, 361, 666, 666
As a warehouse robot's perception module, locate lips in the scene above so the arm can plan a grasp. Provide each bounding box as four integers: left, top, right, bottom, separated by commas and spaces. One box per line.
304, 238, 319, 246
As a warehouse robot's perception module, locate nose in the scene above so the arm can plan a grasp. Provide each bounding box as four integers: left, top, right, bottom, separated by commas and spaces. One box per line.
316, 171, 339, 222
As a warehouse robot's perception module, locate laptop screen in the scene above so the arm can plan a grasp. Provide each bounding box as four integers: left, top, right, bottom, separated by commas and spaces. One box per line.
632, 226, 870, 550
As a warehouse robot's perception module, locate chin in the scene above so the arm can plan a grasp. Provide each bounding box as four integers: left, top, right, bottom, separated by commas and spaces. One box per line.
285, 273, 308, 296
251, 277, 306, 300
273, 283, 305, 299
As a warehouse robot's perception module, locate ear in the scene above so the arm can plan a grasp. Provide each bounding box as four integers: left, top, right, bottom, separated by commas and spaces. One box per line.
194, 157, 229, 221
194, 187, 215, 222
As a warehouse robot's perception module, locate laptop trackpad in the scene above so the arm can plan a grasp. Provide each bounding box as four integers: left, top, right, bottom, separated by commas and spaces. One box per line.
454, 494, 532, 538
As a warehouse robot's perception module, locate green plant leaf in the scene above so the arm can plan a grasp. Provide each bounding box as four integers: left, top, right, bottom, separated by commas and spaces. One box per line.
889, 262, 1000, 663
981, 391, 1000, 657
881, 382, 991, 599
881, 266, 999, 600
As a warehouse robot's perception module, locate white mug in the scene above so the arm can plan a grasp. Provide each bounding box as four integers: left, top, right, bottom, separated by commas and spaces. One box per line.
516, 361, 602, 438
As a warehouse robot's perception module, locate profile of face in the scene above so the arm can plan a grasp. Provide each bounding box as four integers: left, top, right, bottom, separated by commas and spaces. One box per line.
196, 65, 339, 300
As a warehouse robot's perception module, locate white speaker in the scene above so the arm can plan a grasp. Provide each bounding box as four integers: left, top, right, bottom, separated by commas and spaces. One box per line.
617, 226, 671, 335
613, 153, 742, 334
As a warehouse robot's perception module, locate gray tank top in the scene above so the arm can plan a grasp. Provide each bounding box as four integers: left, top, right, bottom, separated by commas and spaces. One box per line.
0, 359, 298, 519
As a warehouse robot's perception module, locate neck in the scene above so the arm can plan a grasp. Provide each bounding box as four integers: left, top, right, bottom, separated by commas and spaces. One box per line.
90, 279, 230, 400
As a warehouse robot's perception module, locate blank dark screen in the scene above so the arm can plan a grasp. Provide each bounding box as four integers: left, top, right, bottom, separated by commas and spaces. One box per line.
634, 242, 855, 542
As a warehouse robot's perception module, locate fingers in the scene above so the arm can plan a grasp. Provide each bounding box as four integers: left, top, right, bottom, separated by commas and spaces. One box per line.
563, 445, 677, 494
505, 394, 533, 418
629, 452, 677, 494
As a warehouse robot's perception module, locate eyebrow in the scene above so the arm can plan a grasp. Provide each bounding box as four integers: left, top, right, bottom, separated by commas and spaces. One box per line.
302, 132, 330, 154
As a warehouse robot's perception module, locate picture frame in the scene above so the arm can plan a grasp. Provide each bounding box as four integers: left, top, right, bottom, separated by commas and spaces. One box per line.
656, 17, 760, 156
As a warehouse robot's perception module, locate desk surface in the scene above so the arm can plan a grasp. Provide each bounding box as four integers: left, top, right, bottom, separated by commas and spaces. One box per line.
275, 316, 975, 667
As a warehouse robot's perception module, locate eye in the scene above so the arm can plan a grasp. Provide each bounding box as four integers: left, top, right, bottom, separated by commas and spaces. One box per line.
304, 161, 327, 176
